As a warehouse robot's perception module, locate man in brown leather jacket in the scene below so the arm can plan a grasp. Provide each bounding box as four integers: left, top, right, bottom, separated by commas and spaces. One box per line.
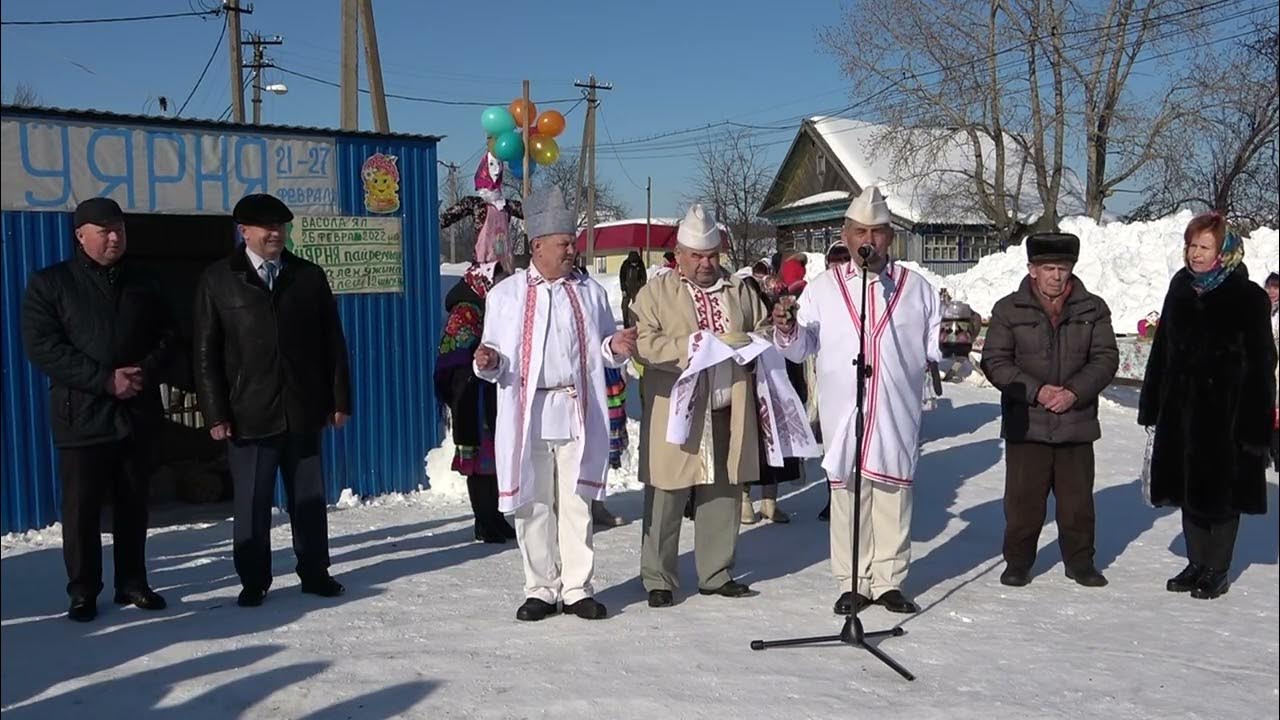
980, 232, 1119, 589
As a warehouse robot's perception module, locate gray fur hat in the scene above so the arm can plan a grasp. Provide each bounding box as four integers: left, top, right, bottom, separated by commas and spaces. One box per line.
524, 186, 576, 239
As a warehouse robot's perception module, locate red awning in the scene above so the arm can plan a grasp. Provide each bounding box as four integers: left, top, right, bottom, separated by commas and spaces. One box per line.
575, 220, 729, 253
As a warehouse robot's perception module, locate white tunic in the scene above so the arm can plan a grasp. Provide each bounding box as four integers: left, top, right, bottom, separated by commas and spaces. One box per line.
475, 267, 623, 512
777, 262, 941, 487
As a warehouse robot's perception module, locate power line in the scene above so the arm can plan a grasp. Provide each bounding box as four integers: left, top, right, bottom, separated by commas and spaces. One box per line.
599, 107, 645, 191
591, 1, 1273, 159
573, 0, 1250, 155
1, 9, 221, 26
274, 65, 581, 107
177, 15, 228, 117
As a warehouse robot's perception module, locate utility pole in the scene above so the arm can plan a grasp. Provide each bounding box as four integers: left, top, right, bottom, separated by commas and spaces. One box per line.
224, 0, 252, 123
645, 176, 652, 266
441, 161, 462, 262
244, 33, 283, 125
358, 0, 389, 132
573, 75, 612, 264
339, 0, 359, 129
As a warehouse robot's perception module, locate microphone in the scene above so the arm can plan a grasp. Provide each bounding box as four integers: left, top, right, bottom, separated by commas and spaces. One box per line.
857, 245, 872, 260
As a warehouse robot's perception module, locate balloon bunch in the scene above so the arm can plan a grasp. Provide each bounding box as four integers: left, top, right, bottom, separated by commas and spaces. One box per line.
480, 99, 565, 178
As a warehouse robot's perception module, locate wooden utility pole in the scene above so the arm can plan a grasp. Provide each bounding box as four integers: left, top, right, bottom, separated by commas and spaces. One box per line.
244, 33, 283, 125
521, 80, 532, 200
339, 0, 359, 129
442, 161, 462, 262
358, 0, 389, 132
645, 176, 652, 265
225, 0, 251, 123
573, 75, 612, 264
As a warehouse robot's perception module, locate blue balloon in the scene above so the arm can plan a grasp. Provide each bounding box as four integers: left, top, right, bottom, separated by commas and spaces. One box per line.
507, 161, 536, 180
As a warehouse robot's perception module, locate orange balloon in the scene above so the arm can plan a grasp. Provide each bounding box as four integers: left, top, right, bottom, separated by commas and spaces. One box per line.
536, 110, 566, 138
508, 98, 537, 128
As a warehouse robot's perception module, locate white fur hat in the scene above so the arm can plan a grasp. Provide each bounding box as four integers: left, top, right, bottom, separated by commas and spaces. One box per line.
844, 185, 892, 226
676, 204, 721, 251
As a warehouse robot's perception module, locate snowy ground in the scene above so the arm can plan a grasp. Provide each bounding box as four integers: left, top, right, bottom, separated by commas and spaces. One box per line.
2, 383, 1277, 719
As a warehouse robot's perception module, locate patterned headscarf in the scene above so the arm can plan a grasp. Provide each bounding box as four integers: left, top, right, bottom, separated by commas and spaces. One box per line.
462, 261, 499, 299
1189, 226, 1245, 296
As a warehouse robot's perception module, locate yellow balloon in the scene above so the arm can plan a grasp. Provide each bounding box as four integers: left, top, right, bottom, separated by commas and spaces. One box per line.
531, 136, 560, 166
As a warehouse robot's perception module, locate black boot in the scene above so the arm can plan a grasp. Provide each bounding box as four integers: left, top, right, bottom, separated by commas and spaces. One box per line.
1000, 566, 1031, 587
468, 475, 507, 543
1166, 563, 1203, 593
1190, 569, 1229, 599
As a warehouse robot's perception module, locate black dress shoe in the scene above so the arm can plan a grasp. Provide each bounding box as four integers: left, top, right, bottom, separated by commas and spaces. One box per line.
697, 580, 757, 598
114, 587, 167, 610
648, 590, 674, 608
1000, 567, 1031, 587
874, 590, 920, 614
564, 597, 608, 620
1190, 569, 1229, 599
474, 526, 508, 544
238, 588, 267, 607
1065, 565, 1109, 588
67, 597, 96, 622
300, 575, 345, 598
833, 591, 872, 615
515, 598, 559, 622
1166, 563, 1204, 593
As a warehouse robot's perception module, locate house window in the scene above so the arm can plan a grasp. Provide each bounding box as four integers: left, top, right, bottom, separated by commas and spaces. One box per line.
958, 234, 1001, 262
595, 256, 608, 274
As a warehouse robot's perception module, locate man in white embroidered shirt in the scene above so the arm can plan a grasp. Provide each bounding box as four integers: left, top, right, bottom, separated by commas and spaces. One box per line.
773, 186, 942, 616
630, 204, 772, 609
473, 186, 637, 622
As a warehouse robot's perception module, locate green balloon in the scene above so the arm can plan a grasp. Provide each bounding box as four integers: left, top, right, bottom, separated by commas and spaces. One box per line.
493, 131, 525, 162
481, 106, 516, 136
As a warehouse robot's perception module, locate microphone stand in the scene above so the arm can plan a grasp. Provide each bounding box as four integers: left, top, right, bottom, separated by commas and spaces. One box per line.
749, 246, 915, 682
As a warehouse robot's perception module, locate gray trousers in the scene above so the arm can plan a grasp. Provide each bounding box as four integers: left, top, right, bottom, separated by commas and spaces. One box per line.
640, 411, 742, 592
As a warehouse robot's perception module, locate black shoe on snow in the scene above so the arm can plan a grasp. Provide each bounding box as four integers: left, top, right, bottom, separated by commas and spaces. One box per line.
833, 591, 872, 615
1190, 569, 1229, 600
565, 597, 608, 620
648, 590, 674, 608
1000, 567, 1031, 587
1065, 565, 1108, 588
1166, 563, 1204, 593
874, 590, 919, 614
698, 580, 757, 598
67, 597, 97, 622
114, 587, 167, 610
515, 598, 559, 621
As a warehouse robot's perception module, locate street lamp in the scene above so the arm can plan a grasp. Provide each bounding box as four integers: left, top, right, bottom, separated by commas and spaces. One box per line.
252, 82, 288, 124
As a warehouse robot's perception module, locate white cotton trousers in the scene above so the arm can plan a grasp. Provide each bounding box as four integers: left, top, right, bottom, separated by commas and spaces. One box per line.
514, 438, 595, 605
830, 480, 913, 598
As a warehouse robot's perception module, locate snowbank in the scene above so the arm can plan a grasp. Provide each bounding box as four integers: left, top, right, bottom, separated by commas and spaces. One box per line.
936, 212, 1279, 332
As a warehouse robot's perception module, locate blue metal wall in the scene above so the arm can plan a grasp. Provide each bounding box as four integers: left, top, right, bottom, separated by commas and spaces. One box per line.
1, 211, 74, 532
0, 133, 442, 533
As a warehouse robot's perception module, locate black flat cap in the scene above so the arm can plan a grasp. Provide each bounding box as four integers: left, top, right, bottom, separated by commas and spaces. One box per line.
1026, 232, 1080, 263
233, 194, 294, 225
73, 197, 125, 228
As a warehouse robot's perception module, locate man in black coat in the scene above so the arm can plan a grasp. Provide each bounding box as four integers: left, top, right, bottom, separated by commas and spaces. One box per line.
981, 232, 1119, 588
618, 250, 647, 328
22, 197, 178, 621
194, 193, 352, 607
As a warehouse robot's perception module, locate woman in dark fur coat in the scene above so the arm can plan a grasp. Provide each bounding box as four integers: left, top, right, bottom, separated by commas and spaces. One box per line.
435, 262, 517, 543
1139, 212, 1277, 599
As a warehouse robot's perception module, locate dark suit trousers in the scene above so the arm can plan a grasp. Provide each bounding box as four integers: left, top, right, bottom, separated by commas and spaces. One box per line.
59, 439, 151, 600
1003, 442, 1097, 572
227, 432, 330, 590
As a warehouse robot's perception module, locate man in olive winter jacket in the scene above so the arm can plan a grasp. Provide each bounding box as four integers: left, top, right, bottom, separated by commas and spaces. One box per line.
980, 232, 1119, 589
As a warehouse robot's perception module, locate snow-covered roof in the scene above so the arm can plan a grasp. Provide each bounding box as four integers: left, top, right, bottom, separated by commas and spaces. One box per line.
809, 116, 1088, 225
779, 190, 851, 210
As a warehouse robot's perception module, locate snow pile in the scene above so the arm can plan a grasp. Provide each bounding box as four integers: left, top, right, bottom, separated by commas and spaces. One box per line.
423, 418, 644, 502
1, 524, 62, 550
936, 212, 1279, 332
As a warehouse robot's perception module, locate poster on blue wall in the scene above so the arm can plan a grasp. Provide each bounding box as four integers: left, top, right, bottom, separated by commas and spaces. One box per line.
0, 118, 338, 215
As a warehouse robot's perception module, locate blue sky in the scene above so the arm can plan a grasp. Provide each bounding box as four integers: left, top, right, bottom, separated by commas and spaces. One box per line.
1, 0, 851, 217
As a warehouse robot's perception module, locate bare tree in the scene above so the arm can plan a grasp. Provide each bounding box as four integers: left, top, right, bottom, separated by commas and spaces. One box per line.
511, 153, 628, 227
687, 129, 776, 268
1134, 24, 1279, 228
820, 0, 1215, 227
9, 82, 39, 107
819, 0, 1059, 238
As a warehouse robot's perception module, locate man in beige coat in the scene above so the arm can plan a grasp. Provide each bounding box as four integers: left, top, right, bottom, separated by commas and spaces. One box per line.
632, 204, 771, 608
